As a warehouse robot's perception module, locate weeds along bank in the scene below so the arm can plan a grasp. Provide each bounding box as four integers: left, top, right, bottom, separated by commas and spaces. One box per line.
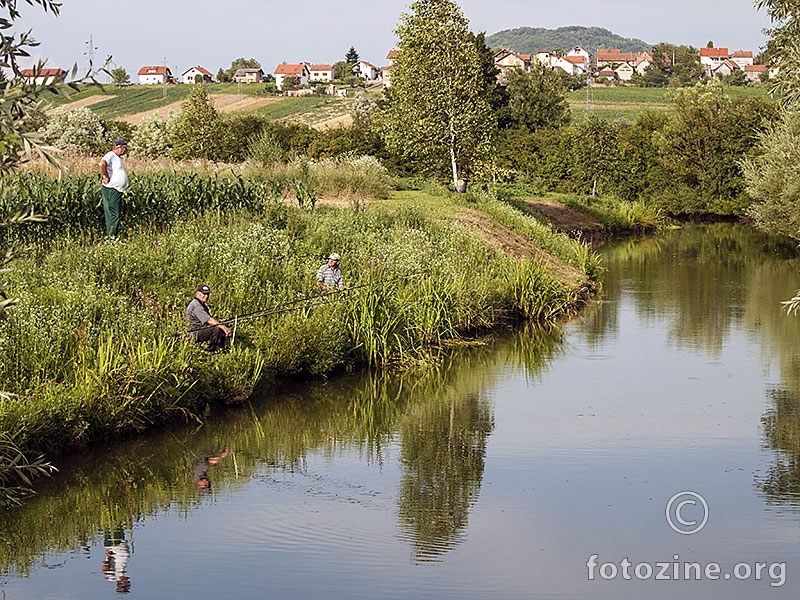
0, 167, 597, 456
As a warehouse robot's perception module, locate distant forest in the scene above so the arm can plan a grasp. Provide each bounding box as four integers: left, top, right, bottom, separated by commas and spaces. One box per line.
485, 26, 653, 54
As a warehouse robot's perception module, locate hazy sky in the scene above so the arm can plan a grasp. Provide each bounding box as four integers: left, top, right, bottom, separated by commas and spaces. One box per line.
18, 0, 772, 78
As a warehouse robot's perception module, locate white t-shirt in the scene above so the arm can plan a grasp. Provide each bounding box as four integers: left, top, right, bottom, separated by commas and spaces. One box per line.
101, 151, 128, 193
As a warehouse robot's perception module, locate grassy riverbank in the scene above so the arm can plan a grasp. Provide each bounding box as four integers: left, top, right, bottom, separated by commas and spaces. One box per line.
0, 166, 599, 456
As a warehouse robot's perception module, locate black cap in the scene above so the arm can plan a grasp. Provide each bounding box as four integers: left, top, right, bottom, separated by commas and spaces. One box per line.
196, 284, 211, 295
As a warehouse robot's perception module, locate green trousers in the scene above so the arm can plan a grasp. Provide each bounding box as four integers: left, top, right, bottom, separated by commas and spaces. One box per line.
101, 186, 123, 239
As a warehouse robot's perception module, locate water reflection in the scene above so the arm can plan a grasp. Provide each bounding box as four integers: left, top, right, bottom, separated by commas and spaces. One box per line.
101, 528, 131, 594
397, 391, 493, 562
600, 224, 800, 509
0, 324, 561, 579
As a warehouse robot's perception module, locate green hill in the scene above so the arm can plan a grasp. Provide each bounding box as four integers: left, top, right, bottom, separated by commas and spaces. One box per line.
486, 26, 652, 54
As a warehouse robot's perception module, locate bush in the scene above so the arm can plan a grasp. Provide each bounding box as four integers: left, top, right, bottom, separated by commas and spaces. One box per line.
38, 106, 107, 155
131, 112, 173, 158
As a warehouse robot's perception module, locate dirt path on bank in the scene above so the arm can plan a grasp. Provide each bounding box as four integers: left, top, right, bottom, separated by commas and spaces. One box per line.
520, 199, 604, 235
454, 207, 588, 290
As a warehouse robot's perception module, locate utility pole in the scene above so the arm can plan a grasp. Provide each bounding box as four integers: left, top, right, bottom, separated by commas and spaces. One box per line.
84, 34, 98, 75
163, 56, 167, 98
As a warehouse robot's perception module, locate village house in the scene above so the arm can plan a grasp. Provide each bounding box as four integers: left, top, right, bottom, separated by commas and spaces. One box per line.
744, 64, 767, 83
494, 48, 532, 78
382, 49, 399, 88
307, 64, 333, 83
614, 62, 635, 81
273, 63, 309, 89
596, 49, 637, 68
352, 60, 380, 81
596, 49, 653, 79
554, 54, 589, 75
181, 66, 214, 84
20, 67, 66, 85
699, 47, 729, 76
632, 52, 653, 75
534, 49, 556, 67
730, 50, 755, 70
233, 68, 265, 84
711, 58, 741, 78
137, 65, 172, 85
596, 67, 617, 81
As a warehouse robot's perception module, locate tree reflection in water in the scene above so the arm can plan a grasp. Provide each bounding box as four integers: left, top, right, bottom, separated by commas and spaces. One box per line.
0, 324, 562, 576
759, 388, 800, 504
397, 391, 493, 562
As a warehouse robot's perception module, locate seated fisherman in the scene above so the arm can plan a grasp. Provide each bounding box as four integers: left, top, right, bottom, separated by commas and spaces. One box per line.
185, 284, 231, 353
316, 252, 345, 293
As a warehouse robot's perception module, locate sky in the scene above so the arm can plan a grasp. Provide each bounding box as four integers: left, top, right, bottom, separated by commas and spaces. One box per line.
17, 0, 773, 79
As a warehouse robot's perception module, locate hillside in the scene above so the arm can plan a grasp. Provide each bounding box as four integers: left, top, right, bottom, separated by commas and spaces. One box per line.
486, 26, 652, 54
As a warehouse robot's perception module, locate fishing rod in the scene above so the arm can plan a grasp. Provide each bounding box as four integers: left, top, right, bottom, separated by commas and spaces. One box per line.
179, 273, 424, 339
218, 279, 387, 325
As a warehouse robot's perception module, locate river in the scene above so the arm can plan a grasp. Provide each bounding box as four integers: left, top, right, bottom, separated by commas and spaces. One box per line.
2, 222, 800, 599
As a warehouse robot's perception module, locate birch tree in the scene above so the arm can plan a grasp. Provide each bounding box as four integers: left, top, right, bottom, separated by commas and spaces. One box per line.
376, 0, 495, 188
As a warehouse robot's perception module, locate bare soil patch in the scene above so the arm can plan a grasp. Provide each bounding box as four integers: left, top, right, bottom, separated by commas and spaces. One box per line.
454, 207, 587, 291
313, 114, 353, 131
520, 199, 604, 234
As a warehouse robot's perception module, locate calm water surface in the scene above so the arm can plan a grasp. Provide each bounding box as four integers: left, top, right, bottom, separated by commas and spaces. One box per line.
3, 223, 800, 599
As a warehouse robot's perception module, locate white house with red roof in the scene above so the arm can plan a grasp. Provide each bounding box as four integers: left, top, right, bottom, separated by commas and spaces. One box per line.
494, 48, 532, 77
353, 60, 380, 81
20, 67, 66, 85
307, 64, 333, 83
181, 66, 214, 84
744, 64, 767, 83
699, 47, 728, 76
273, 63, 309, 89
554, 54, 589, 75
730, 50, 754, 70
138, 65, 172, 85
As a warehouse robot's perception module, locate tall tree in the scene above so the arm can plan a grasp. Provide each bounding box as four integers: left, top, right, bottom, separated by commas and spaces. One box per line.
756, 0, 800, 106
502, 63, 570, 132
375, 0, 495, 188
110, 67, 129, 85
637, 43, 702, 87
169, 85, 228, 160
345, 46, 360, 65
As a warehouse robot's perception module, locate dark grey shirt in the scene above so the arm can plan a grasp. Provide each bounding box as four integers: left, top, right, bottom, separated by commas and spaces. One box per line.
186, 297, 212, 337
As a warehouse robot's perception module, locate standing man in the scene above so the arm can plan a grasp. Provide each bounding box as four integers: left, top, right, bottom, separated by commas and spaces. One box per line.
185, 284, 231, 354
99, 138, 129, 241
316, 252, 344, 293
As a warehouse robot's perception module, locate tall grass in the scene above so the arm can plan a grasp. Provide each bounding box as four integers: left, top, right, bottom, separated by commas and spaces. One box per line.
0, 184, 589, 455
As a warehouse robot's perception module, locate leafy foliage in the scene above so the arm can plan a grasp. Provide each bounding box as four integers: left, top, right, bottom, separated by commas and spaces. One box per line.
743, 110, 800, 240
131, 111, 173, 158
376, 0, 495, 187
634, 43, 703, 87
225, 57, 261, 82
168, 85, 229, 160
110, 67, 129, 85
756, 0, 800, 108
38, 106, 106, 154
501, 63, 570, 132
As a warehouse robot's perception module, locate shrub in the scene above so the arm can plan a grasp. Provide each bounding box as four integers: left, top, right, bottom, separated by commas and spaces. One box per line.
38, 106, 106, 155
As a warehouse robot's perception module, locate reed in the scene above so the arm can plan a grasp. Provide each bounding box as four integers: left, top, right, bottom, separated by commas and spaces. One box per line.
0, 171, 592, 456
